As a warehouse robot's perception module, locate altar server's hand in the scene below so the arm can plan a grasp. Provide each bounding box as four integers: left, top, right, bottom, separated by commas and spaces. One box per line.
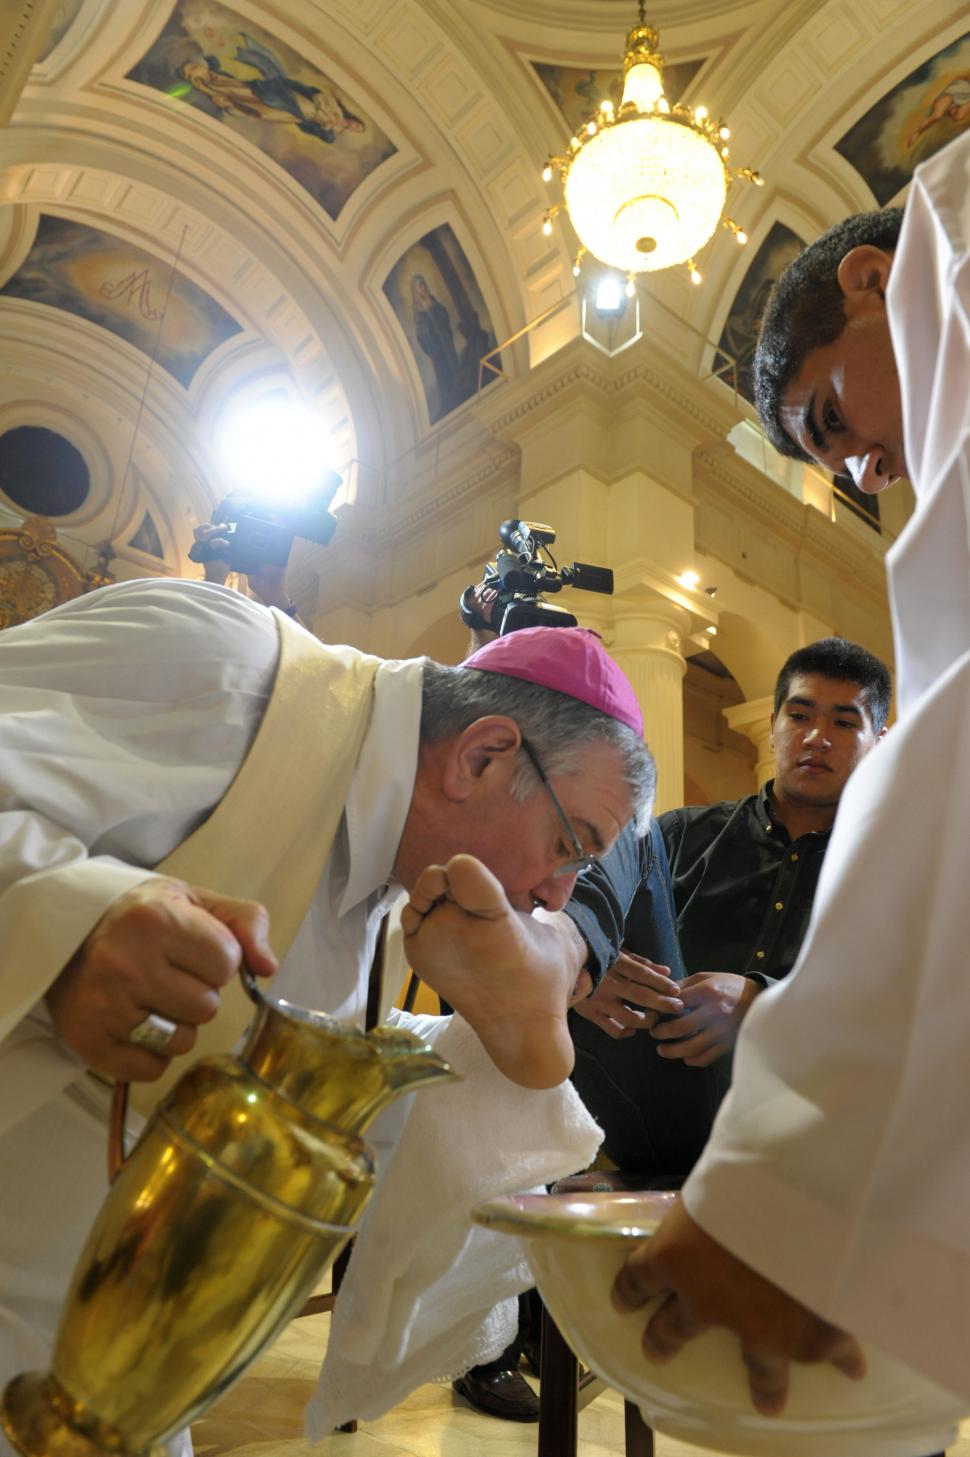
46, 878, 277, 1082
650, 971, 760, 1064
611, 1198, 866, 1415
572, 949, 683, 1038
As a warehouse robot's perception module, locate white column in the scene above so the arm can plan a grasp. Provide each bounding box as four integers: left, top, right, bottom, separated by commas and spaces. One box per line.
610, 593, 690, 813
723, 695, 775, 787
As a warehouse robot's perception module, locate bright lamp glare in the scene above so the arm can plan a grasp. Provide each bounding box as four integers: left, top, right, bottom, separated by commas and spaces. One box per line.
595, 275, 624, 313
219, 398, 335, 502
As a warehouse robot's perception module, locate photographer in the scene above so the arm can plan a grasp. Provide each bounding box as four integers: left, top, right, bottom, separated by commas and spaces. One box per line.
191, 522, 306, 625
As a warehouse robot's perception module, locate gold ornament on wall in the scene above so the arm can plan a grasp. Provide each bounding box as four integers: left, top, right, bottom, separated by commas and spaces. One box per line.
0, 516, 113, 630
541, 2, 764, 289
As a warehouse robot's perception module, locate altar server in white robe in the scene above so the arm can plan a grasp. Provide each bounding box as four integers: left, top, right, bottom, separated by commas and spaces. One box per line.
611, 128, 970, 1416
0, 586, 654, 1449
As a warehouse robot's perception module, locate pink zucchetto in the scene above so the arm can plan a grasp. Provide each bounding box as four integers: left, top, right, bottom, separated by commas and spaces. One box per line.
462, 627, 643, 737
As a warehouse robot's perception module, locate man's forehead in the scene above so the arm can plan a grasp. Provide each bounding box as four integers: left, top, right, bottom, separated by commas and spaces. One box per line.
783, 673, 868, 712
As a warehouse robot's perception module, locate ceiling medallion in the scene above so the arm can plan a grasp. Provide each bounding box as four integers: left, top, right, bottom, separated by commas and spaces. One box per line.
542, 3, 764, 289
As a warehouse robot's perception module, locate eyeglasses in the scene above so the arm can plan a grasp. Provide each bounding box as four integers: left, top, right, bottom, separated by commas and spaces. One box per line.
519, 739, 599, 879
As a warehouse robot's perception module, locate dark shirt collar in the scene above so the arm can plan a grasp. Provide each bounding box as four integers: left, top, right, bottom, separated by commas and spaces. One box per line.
758, 779, 834, 845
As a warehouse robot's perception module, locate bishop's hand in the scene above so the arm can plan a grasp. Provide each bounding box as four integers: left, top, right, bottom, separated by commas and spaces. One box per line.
46, 878, 277, 1083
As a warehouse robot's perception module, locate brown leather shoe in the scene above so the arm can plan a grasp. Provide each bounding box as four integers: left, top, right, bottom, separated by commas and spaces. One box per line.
452, 1368, 540, 1422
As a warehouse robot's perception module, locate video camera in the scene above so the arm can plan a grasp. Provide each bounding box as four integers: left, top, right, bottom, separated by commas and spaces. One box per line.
459, 519, 613, 636
188, 472, 341, 576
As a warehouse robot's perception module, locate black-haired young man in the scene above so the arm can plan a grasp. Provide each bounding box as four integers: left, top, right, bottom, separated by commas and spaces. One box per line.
569, 637, 889, 1173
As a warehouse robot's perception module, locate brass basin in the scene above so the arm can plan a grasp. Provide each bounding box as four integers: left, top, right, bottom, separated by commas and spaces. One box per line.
473, 1191, 964, 1457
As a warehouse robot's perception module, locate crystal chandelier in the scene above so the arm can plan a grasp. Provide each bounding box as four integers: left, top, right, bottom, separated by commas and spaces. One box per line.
542, 4, 764, 288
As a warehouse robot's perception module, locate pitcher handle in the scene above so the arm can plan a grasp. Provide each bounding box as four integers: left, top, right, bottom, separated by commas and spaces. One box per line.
108, 963, 264, 1180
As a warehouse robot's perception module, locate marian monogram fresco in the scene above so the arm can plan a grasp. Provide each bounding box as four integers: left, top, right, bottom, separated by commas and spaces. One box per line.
835, 30, 970, 205
127, 0, 397, 221
383, 226, 499, 426
0, 215, 241, 388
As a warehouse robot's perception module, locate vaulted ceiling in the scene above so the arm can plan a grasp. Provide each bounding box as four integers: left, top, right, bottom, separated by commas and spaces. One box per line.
0, 0, 964, 584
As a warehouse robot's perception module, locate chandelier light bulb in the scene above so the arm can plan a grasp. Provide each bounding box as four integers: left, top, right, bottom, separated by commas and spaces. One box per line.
719, 125, 731, 139
625, 275, 636, 298
694, 104, 708, 121
600, 98, 614, 115
736, 229, 748, 244
542, 215, 553, 236
542, 162, 553, 182
586, 119, 598, 135
690, 265, 702, 285
656, 96, 671, 114
622, 60, 664, 111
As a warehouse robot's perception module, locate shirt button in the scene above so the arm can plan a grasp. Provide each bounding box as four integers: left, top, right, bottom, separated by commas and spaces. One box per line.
756, 950, 766, 959
790, 852, 799, 863
775, 901, 784, 911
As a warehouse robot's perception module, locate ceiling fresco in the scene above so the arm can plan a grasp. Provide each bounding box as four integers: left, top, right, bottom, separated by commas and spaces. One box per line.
835, 29, 970, 205
36, 0, 85, 63
383, 224, 499, 426
533, 58, 705, 134
126, 0, 398, 220
713, 221, 806, 405
0, 214, 242, 388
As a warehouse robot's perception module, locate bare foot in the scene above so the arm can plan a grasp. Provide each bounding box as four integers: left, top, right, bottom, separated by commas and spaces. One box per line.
401, 854, 576, 1089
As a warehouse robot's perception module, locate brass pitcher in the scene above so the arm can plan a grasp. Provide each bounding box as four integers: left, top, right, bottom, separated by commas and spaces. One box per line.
2, 968, 456, 1457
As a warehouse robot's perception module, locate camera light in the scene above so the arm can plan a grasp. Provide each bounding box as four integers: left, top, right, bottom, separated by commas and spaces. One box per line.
217, 394, 336, 503
594, 275, 624, 314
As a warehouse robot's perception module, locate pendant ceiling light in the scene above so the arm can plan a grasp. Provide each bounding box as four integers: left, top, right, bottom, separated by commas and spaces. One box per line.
542, 3, 764, 288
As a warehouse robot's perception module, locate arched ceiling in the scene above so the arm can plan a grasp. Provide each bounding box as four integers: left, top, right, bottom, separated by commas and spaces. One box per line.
0, 0, 963, 584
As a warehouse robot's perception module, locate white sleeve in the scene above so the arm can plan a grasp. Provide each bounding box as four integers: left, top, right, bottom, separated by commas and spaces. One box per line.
0, 579, 278, 1041
681, 649, 970, 1398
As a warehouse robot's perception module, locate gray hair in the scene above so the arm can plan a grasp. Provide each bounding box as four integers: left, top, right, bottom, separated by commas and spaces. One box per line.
420, 659, 655, 832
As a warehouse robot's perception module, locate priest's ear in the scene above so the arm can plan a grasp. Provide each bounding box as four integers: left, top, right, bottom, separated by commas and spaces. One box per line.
837, 245, 893, 300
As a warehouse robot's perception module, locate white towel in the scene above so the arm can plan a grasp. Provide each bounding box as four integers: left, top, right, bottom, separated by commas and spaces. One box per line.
305, 1013, 601, 1437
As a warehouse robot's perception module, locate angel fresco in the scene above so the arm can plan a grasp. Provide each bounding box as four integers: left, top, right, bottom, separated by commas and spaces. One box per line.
834, 31, 970, 205
179, 34, 365, 145
905, 71, 970, 150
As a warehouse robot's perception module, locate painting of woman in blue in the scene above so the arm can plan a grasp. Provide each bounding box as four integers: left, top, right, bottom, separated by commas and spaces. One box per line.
127, 0, 396, 221
180, 34, 366, 146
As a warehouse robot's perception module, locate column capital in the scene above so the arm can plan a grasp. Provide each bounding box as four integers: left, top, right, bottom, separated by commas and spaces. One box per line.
612, 558, 718, 657
723, 695, 775, 787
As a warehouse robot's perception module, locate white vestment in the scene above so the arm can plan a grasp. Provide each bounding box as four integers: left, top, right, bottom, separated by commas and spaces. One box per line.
683, 131, 970, 1401
0, 579, 600, 1447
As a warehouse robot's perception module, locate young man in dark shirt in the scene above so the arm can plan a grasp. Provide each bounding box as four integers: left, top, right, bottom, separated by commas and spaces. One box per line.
567, 635, 890, 1172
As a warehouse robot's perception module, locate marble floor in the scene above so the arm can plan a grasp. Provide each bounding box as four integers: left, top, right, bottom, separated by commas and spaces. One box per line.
192, 1310, 970, 1457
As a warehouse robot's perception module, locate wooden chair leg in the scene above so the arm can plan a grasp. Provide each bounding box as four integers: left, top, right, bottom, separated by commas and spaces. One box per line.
538, 1299, 578, 1457
623, 1399, 654, 1457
